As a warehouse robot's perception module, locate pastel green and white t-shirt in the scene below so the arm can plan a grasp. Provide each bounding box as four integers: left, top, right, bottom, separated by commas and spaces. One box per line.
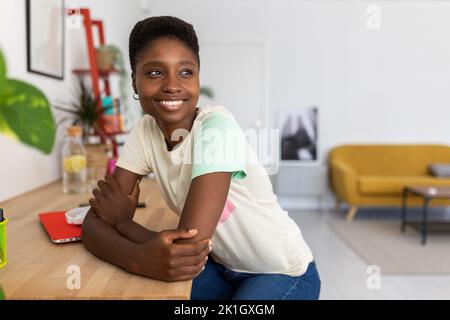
116, 105, 313, 276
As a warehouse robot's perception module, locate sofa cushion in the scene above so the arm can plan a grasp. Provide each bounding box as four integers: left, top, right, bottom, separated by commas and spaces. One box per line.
429, 163, 450, 178
358, 175, 450, 195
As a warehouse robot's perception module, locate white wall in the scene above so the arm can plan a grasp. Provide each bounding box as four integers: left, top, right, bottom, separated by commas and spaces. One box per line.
148, 0, 450, 151
0, 0, 143, 202
147, 0, 450, 207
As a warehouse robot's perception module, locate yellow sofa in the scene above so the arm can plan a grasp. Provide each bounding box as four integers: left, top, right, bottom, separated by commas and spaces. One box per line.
329, 144, 450, 221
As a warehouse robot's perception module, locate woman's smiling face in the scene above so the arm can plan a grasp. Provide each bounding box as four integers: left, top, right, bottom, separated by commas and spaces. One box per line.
133, 37, 200, 126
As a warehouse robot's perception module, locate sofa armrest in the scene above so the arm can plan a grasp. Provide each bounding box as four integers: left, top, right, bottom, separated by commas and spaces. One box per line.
330, 161, 358, 203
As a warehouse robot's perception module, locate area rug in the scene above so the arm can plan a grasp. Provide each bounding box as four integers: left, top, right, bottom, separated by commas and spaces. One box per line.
328, 217, 450, 274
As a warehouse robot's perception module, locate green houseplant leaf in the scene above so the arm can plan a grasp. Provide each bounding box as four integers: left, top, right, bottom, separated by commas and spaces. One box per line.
0, 50, 55, 154
200, 86, 214, 99
0, 285, 5, 300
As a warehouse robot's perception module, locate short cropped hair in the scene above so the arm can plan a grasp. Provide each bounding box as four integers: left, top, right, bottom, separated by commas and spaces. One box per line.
129, 16, 200, 75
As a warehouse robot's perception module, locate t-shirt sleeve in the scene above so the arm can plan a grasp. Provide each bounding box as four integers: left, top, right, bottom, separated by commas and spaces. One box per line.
115, 120, 152, 175
191, 113, 247, 181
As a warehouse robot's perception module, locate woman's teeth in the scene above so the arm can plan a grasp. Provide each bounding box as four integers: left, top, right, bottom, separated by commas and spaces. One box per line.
160, 100, 183, 106
157, 100, 185, 112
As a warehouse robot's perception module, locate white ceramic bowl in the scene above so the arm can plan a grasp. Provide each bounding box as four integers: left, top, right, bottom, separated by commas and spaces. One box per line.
65, 206, 90, 225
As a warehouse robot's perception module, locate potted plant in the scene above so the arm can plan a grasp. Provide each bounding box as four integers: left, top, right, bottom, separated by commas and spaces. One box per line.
0, 49, 55, 154
96, 44, 119, 71
53, 78, 108, 141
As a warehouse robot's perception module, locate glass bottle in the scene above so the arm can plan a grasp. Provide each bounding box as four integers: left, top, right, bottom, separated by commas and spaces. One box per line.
62, 125, 87, 194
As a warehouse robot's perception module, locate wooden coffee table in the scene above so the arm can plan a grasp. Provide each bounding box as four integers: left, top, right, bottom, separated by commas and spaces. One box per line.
401, 186, 450, 245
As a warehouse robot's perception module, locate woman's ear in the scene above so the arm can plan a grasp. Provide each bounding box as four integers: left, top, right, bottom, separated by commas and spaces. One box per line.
131, 74, 138, 94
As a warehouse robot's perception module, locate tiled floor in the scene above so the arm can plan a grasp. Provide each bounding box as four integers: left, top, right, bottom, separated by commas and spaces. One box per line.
288, 207, 450, 299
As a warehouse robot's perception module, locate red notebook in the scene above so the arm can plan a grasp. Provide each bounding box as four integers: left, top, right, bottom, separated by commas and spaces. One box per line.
39, 211, 82, 244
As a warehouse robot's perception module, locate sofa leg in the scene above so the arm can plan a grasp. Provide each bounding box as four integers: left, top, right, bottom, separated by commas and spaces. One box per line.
346, 206, 358, 222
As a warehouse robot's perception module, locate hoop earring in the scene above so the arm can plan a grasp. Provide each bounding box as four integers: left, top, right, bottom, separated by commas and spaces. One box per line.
133, 93, 139, 100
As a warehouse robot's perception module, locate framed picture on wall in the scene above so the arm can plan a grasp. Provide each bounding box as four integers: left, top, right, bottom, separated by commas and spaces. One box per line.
279, 106, 319, 164
26, 0, 65, 79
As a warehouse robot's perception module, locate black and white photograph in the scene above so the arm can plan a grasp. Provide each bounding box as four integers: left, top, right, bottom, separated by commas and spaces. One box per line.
279, 106, 318, 162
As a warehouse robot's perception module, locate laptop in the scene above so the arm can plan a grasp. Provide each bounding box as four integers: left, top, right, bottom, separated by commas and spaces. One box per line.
39, 211, 82, 244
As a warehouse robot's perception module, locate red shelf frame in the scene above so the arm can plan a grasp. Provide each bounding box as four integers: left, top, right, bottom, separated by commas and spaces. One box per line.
66, 7, 122, 157
72, 68, 121, 77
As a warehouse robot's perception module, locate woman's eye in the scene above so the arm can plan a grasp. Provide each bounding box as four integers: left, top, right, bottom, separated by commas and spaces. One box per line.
146, 70, 162, 77
180, 69, 193, 77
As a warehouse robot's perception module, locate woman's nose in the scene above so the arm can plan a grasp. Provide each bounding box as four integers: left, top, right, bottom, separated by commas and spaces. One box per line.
162, 74, 181, 93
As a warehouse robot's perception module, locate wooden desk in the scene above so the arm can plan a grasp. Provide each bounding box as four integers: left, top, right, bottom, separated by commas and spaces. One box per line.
0, 178, 191, 299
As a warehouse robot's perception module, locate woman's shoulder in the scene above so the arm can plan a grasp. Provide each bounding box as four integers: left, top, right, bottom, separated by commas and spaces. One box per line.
131, 114, 157, 131
127, 114, 160, 141
196, 105, 237, 124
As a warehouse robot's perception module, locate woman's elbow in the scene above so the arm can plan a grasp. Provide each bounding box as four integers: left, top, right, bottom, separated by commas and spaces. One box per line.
81, 211, 96, 250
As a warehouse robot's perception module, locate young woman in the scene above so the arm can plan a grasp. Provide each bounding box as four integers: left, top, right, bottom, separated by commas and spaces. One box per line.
83, 16, 321, 300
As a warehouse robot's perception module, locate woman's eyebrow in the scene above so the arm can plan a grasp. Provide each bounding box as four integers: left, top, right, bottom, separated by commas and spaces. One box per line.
178, 60, 196, 66
142, 61, 164, 67
142, 60, 196, 68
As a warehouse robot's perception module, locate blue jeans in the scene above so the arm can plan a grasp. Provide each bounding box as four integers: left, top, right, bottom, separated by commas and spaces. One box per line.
191, 257, 321, 300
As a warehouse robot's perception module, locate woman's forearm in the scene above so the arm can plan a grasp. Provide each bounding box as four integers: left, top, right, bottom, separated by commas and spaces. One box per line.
115, 219, 156, 244
81, 210, 143, 273
82, 208, 210, 282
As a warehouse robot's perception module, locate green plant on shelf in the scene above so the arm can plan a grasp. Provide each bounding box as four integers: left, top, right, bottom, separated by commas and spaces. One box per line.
0, 49, 55, 154
53, 79, 111, 142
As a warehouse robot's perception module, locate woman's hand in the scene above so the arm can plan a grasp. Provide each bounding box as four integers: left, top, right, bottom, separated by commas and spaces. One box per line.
132, 228, 211, 282
89, 174, 140, 227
